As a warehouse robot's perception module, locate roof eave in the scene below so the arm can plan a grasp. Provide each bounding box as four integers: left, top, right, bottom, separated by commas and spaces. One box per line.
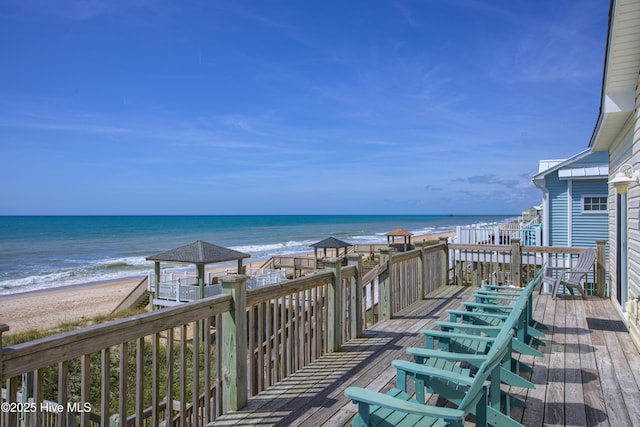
589, 0, 640, 151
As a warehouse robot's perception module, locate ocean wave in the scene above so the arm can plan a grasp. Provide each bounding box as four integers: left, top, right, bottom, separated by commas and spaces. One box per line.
230, 239, 318, 256
0, 256, 153, 295
0, 214, 519, 295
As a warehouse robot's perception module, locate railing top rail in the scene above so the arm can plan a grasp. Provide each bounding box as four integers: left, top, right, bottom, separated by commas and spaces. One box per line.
449, 243, 512, 251
390, 247, 423, 263
421, 242, 447, 254
521, 246, 588, 255
362, 261, 388, 285
2, 293, 233, 379
341, 264, 357, 279
246, 271, 334, 306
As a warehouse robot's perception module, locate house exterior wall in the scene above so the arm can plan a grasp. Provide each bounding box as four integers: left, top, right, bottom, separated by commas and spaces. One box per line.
537, 155, 608, 248
571, 151, 609, 168
571, 179, 609, 247
546, 173, 569, 247
588, 0, 640, 352
607, 72, 640, 326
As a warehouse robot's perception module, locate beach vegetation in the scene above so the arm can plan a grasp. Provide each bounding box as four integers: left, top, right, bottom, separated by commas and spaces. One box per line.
4, 317, 215, 420
3, 307, 147, 345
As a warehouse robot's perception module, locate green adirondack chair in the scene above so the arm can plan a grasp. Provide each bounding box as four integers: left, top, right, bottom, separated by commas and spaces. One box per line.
446, 265, 546, 348
472, 264, 546, 325
408, 285, 536, 414
345, 327, 519, 427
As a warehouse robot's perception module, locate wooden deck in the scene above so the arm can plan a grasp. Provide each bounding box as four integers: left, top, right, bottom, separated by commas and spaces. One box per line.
207, 285, 640, 426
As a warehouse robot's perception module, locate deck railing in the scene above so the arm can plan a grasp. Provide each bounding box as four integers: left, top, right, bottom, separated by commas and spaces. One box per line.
448, 239, 607, 296
455, 222, 542, 246
0, 243, 450, 426
0, 239, 606, 425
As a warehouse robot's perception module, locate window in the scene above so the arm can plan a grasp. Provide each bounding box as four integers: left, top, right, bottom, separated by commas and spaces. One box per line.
583, 196, 607, 213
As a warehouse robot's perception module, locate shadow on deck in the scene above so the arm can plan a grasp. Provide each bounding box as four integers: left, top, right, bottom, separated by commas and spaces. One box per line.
207, 286, 640, 427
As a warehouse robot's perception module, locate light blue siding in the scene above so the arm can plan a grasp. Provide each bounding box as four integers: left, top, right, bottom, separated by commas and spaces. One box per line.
546, 173, 569, 247
536, 151, 608, 249
571, 180, 608, 248
570, 151, 608, 168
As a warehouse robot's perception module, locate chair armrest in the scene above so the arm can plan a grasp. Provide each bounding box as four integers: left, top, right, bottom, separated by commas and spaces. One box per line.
565, 268, 591, 274
344, 387, 465, 420
420, 329, 495, 343
474, 291, 521, 298
435, 321, 502, 335
392, 359, 476, 386
461, 302, 513, 312
447, 309, 509, 320
405, 347, 490, 366
483, 284, 521, 291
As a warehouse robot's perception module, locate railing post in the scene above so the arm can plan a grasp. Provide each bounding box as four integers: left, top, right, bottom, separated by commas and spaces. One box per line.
379, 248, 393, 320
324, 257, 343, 352
153, 262, 160, 310
418, 245, 427, 298
347, 254, 364, 338
220, 274, 249, 412
0, 323, 8, 382
439, 238, 450, 287
510, 238, 522, 287
596, 240, 607, 297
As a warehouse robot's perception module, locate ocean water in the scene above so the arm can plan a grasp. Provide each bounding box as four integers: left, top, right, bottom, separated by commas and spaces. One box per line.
0, 215, 515, 294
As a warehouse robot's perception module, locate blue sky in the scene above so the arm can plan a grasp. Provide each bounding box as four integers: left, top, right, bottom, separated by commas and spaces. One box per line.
0, 0, 609, 215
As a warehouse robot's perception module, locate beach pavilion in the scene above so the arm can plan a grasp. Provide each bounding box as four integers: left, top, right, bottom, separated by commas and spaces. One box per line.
385, 228, 414, 252
146, 240, 250, 305
310, 237, 352, 268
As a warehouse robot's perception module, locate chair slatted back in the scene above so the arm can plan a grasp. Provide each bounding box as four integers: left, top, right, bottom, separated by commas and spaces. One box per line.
456, 327, 514, 415
566, 248, 596, 284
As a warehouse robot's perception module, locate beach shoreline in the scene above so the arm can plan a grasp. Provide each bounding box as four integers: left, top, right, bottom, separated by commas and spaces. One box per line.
0, 230, 454, 336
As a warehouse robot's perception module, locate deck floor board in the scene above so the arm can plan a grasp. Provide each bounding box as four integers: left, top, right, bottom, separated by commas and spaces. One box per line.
207, 287, 640, 427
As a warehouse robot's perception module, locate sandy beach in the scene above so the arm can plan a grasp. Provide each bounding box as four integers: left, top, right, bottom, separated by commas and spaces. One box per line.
0, 231, 454, 336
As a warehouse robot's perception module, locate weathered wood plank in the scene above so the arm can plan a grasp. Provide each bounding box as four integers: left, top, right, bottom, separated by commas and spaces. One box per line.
206, 285, 468, 426
277, 287, 466, 426
575, 297, 608, 427
563, 298, 587, 426
597, 298, 640, 424
585, 298, 632, 426
544, 297, 565, 426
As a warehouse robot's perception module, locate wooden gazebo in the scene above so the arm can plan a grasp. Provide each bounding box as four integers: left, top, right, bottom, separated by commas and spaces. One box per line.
310, 237, 352, 269
385, 228, 414, 252
146, 240, 250, 304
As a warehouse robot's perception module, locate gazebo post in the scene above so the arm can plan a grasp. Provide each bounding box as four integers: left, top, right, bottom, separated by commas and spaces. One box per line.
237, 259, 243, 275
196, 263, 205, 299
154, 262, 160, 311
314, 248, 318, 269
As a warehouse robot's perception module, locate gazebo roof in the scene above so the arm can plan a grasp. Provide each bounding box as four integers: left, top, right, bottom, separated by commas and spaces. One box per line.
310, 237, 352, 249
146, 240, 250, 264
385, 228, 413, 237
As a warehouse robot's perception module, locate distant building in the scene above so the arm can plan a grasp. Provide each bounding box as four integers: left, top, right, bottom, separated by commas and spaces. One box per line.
532, 149, 609, 248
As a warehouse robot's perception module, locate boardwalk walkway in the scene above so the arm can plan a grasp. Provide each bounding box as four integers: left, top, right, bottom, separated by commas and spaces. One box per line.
207, 285, 640, 426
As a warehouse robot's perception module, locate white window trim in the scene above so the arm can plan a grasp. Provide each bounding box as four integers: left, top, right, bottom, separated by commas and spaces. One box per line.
581, 195, 608, 214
